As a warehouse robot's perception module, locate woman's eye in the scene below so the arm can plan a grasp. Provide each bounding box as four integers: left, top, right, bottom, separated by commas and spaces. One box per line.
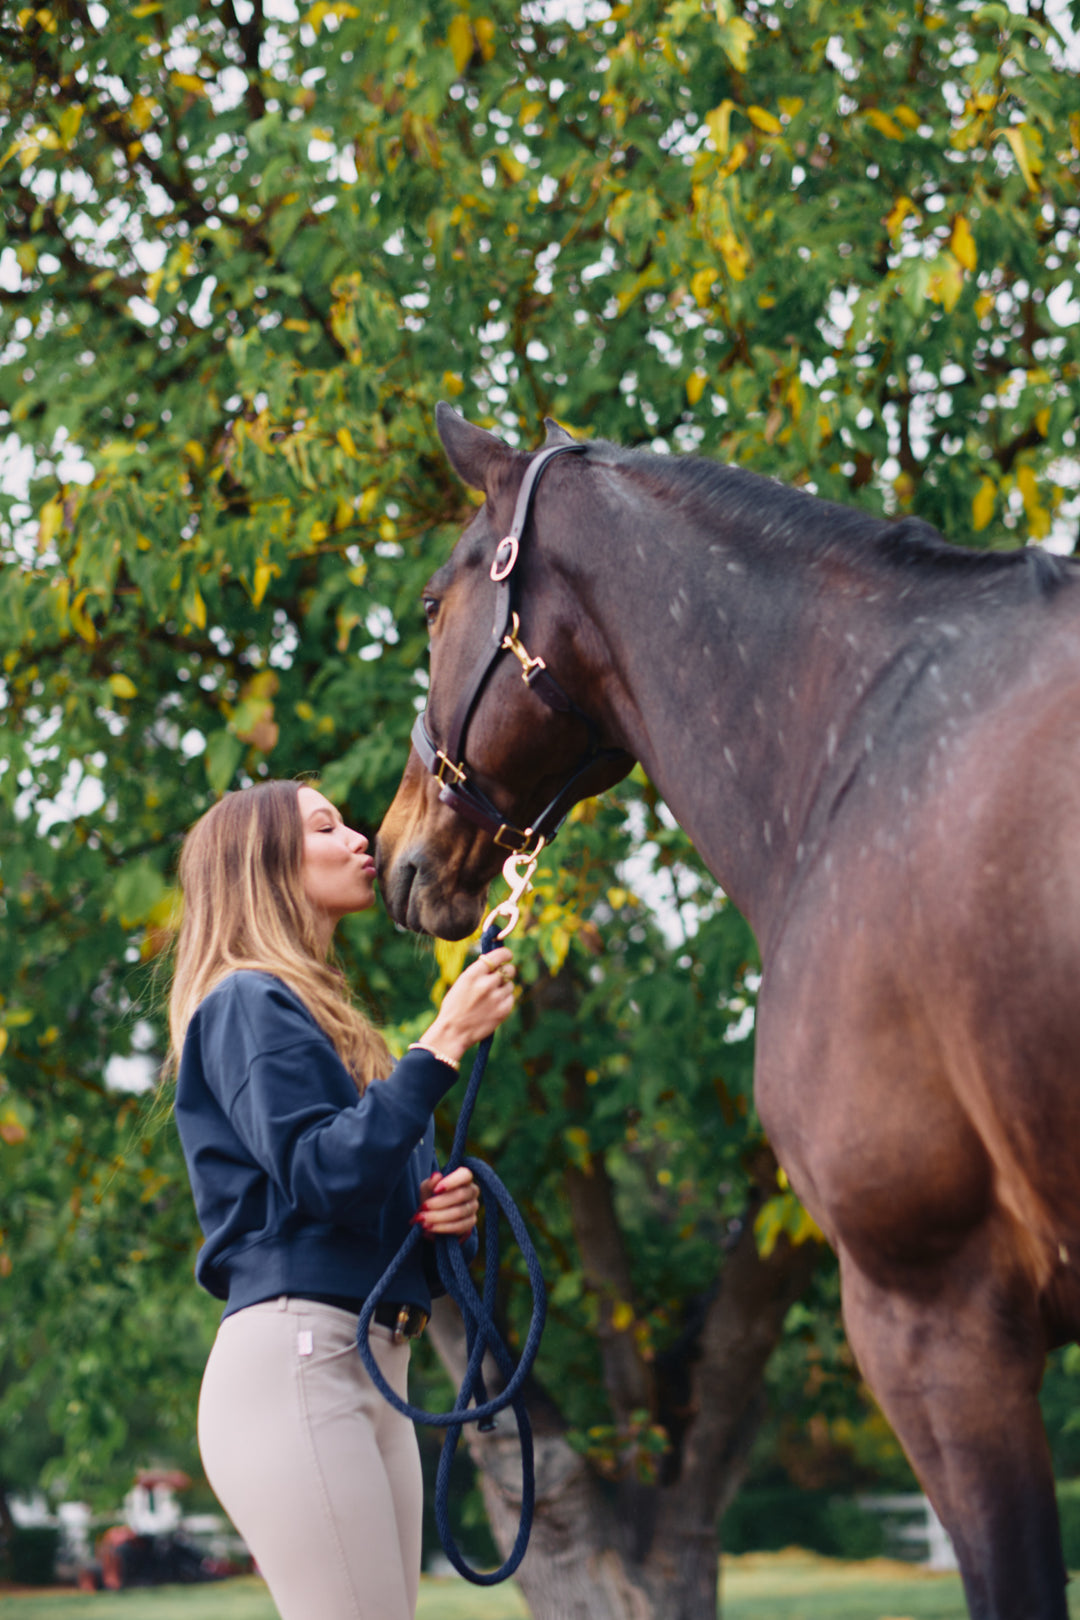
422, 597, 439, 625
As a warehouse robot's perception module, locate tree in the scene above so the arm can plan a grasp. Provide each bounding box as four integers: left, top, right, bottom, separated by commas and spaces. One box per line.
1, 0, 1078, 1614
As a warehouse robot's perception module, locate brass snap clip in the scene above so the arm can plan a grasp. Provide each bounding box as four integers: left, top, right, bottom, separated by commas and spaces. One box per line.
482, 837, 546, 941
501, 612, 547, 683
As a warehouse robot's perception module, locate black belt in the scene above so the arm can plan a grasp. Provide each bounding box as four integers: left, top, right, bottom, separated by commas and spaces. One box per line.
290, 1292, 429, 1341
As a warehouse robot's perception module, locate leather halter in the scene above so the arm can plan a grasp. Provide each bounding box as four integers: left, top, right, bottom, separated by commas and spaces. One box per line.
411, 440, 631, 855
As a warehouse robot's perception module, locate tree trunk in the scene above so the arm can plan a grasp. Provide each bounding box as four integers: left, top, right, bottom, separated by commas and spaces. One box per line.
426, 1202, 817, 1620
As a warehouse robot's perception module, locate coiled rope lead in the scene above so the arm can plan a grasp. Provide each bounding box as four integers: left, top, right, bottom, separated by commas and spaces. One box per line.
356, 920, 548, 1586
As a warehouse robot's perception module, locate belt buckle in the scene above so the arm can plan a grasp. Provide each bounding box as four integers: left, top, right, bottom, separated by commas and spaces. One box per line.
393, 1304, 428, 1343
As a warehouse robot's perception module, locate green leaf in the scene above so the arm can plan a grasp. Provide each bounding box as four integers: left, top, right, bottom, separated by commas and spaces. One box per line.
204, 730, 245, 795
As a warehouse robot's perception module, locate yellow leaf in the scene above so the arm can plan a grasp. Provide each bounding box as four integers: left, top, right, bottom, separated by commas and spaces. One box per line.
108, 673, 137, 699
1003, 126, 1039, 192
434, 935, 472, 989
58, 103, 82, 146
0, 1029, 7, 1058
69, 590, 97, 644
283, 317, 310, 332
170, 72, 208, 97
950, 215, 977, 272
746, 105, 782, 136
686, 370, 707, 406
719, 230, 750, 281
358, 487, 379, 521
975, 291, 995, 321
718, 141, 748, 179
927, 255, 963, 313
184, 439, 205, 467
705, 98, 735, 156
130, 1, 162, 13
447, 13, 473, 74
865, 108, 906, 141
129, 93, 157, 131
189, 589, 207, 630
892, 105, 921, 130
972, 477, 996, 532
442, 370, 465, 397
310, 521, 329, 542
474, 16, 496, 59
335, 427, 357, 459
1036, 408, 1050, 437
252, 562, 274, 606
145, 267, 164, 304
607, 886, 629, 910
499, 150, 526, 183
778, 96, 803, 119
37, 495, 63, 552
1017, 465, 1050, 537
717, 15, 754, 72
611, 1300, 634, 1332
690, 268, 715, 308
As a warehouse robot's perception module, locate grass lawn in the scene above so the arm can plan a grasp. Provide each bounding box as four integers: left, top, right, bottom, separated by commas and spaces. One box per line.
0, 1574, 528, 1620
1, 1555, 1078, 1618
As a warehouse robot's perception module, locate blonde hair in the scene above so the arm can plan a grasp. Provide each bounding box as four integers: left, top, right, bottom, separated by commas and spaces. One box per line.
168, 780, 392, 1091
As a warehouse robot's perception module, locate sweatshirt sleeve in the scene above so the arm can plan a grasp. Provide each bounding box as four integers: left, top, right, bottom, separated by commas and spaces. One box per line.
197, 974, 459, 1231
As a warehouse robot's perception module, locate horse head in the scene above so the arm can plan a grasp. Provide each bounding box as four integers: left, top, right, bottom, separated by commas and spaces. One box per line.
376, 406, 633, 939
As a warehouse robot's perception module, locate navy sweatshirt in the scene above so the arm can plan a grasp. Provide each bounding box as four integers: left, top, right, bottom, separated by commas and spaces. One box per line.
174, 970, 466, 1318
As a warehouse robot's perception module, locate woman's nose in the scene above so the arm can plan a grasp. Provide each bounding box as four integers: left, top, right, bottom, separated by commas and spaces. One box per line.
347, 827, 368, 854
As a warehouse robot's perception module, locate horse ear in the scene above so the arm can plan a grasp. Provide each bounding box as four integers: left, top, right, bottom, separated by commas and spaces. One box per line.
543, 417, 576, 446
436, 402, 513, 492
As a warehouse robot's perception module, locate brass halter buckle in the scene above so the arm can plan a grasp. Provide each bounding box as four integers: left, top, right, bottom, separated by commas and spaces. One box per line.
482, 837, 546, 941
434, 750, 466, 788
501, 613, 546, 683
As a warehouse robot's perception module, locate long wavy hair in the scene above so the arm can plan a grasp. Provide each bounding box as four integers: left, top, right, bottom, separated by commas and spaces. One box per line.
167, 780, 392, 1091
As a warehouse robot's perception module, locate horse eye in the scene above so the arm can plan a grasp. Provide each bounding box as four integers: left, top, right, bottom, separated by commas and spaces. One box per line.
422, 597, 439, 625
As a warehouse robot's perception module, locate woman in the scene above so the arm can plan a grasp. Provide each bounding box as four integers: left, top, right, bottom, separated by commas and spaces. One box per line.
169, 779, 516, 1620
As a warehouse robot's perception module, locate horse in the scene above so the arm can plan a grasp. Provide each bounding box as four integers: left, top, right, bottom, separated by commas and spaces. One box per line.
376, 403, 1080, 1618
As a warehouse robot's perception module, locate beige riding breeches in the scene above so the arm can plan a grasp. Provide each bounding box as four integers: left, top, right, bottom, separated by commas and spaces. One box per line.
198, 1296, 422, 1620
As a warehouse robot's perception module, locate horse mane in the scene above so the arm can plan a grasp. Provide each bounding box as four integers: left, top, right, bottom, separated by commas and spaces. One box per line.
587, 441, 1072, 599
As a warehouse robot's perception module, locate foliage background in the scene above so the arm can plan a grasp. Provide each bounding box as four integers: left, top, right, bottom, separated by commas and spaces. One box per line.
1, 0, 1079, 1559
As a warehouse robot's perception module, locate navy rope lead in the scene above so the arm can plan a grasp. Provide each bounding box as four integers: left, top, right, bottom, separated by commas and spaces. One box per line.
356, 924, 547, 1584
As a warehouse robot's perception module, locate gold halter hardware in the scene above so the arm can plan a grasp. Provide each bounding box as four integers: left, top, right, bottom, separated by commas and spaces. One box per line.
501, 613, 546, 683
482, 837, 546, 941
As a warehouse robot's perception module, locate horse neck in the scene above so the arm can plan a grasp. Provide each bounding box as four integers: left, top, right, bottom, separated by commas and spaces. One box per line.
564, 477, 917, 949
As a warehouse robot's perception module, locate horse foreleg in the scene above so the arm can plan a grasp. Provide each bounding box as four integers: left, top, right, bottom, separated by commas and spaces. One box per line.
840, 1240, 1067, 1620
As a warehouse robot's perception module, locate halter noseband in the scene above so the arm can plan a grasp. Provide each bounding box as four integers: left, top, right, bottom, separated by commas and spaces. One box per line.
411, 439, 631, 856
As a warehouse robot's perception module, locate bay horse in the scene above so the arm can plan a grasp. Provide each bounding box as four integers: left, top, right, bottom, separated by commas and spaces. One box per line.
377, 403, 1080, 1618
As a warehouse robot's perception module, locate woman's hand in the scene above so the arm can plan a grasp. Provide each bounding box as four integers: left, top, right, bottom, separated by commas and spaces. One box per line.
416, 947, 517, 1064
414, 1167, 479, 1238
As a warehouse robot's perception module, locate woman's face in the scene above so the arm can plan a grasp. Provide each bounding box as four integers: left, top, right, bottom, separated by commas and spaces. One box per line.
297, 785, 376, 938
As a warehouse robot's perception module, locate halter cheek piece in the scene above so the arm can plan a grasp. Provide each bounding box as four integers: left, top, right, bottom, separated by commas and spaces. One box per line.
411, 440, 631, 856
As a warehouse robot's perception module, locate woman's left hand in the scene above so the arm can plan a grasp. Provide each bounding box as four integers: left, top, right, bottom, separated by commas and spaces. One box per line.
414, 1167, 479, 1237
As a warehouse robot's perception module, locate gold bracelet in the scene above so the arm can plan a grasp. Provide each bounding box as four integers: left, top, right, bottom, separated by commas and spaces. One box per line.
408, 1042, 461, 1072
